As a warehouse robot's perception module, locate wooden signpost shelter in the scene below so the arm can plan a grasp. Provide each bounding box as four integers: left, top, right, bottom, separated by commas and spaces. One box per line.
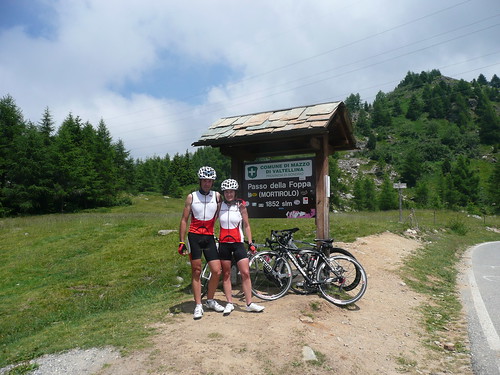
193, 101, 356, 240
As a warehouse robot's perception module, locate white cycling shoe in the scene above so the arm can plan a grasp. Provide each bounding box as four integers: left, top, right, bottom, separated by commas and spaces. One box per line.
223, 303, 234, 316
193, 304, 203, 320
246, 302, 265, 312
205, 299, 224, 312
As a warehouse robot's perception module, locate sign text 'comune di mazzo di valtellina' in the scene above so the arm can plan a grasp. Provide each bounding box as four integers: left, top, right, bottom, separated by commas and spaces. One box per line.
243, 158, 316, 219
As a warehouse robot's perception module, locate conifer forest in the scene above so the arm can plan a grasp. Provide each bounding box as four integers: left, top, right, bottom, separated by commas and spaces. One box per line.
1, 70, 499, 216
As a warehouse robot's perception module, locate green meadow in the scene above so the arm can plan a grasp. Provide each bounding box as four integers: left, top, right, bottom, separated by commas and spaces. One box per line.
1, 193, 499, 368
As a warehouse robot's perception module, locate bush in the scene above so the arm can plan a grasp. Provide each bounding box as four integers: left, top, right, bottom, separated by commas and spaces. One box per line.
447, 216, 468, 235
113, 195, 133, 207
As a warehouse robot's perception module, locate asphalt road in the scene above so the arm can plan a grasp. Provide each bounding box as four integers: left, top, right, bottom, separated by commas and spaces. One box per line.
461, 241, 500, 375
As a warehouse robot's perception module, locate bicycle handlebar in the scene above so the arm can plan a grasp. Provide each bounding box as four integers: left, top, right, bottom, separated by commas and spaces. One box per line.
266, 228, 336, 249
270, 228, 299, 236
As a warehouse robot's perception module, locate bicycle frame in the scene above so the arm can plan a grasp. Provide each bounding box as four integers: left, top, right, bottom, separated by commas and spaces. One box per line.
279, 244, 344, 287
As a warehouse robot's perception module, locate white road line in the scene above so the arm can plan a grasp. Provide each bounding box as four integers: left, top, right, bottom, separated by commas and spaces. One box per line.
468, 267, 500, 351
484, 276, 500, 282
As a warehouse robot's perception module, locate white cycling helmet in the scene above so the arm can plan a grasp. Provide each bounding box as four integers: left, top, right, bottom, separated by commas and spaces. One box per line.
221, 179, 239, 191
197, 166, 216, 180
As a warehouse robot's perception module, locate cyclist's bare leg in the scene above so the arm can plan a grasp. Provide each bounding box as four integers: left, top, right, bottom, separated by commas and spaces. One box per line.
237, 258, 252, 305
221, 259, 233, 303
190, 258, 203, 304
206, 259, 222, 300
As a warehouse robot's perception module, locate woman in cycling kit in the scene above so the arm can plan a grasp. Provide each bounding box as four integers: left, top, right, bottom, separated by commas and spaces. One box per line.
179, 166, 224, 319
218, 179, 264, 315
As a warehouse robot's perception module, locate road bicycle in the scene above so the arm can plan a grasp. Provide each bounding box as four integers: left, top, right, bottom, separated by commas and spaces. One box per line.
249, 228, 367, 306
285, 229, 362, 295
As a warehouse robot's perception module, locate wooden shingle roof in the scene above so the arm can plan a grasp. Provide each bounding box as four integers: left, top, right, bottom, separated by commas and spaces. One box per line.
193, 101, 356, 158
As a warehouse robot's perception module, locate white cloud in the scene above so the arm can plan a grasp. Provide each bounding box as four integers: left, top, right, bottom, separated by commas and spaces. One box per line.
1, 0, 498, 159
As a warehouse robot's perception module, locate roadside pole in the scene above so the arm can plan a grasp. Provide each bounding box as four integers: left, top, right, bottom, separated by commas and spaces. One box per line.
393, 182, 407, 223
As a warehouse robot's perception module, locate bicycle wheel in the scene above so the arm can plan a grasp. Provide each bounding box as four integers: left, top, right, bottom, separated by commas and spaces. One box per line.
249, 251, 292, 301
200, 262, 211, 298
330, 247, 355, 259
317, 255, 367, 306
329, 248, 361, 291
290, 247, 360, 294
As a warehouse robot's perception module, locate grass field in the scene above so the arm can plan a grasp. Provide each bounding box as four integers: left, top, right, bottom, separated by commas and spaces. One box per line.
1, 193, 499, 369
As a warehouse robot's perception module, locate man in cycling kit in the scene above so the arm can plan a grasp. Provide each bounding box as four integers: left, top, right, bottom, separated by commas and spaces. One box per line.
218, 178, 264, 315
179, 166, 224, 319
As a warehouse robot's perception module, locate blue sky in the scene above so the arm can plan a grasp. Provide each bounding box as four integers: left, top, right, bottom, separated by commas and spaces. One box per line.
1, 0, 499, 159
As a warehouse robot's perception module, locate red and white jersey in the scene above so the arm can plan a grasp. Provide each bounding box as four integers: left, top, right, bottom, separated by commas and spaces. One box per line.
188, 190, 218, 235
219, 200, 244, 243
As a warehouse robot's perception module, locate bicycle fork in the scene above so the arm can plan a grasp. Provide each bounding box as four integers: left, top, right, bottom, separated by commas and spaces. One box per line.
321, 256, 348, 287
292, 253, 347, 289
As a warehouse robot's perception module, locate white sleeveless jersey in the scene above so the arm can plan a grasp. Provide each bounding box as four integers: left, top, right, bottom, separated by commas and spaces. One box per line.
219, 201, 244, 243
188, 190, 218, 235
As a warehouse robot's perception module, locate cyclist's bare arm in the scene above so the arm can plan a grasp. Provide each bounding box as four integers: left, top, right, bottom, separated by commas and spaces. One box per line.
179, 194, 193, 242
215, 191, 222, 219
240, 203, 253, 244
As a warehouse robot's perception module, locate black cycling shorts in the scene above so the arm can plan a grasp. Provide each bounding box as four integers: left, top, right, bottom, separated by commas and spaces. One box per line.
188, 233, 219, 261
218, 242, 248, 263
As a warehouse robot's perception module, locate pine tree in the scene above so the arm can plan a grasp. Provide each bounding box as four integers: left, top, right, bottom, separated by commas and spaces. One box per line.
406, 94, 422, 120
39, 107, 55, 145
491, 74, 500, 89
400, 149, 423, 187
352, 176, 365, 211
345, 93, 361, 117
367, 132, 377, 151
447, 155, 480, 208
456, 79, 473, 97
355, 109, 370, 136
371, 91, 392, 128
113, 139, 136, 193
392, 97, 403, 116
53, 114, 86, 212
93, 119, 118, 206
378, 175, 398, 210
414, 180, 430, 208
422, 85, 432, 112
428, 97, 445, 119
34, 107, 58, 211
0, 95, 26, 215
9, 122, 53, 213
450, 92, 471, 128
364, 178, 378, 211
475, 88, 500, 145
477, 74, 488, 86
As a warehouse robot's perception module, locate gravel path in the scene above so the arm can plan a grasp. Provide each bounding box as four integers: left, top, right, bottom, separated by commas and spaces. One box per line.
0, 347, 120, 375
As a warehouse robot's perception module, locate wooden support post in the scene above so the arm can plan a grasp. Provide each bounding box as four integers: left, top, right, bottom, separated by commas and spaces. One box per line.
231, 157, 243, 185
315, 135, 330, 240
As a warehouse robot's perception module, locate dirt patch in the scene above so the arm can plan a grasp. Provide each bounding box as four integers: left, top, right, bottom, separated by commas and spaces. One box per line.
97, 231, 473, 375
25, 232, 474, 375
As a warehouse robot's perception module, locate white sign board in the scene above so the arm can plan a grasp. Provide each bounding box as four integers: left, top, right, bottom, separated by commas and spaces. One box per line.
393, 182, 407, 189
245, 160, 313, 180
243, 158, 315, 218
